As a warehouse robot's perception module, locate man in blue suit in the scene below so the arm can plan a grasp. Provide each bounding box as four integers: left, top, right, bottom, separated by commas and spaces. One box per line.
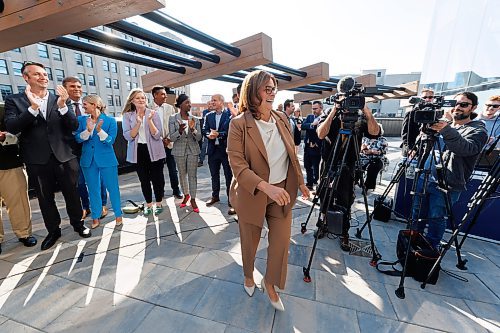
204, 94, 234, 215
302, 101, 324, 190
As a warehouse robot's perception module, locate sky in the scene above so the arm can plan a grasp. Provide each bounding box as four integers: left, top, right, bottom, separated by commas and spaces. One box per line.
130, 0, 437, 104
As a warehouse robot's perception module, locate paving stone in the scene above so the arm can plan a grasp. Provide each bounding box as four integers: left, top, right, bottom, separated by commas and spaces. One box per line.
186, 249, 244, 284
44, 287, 154, 333
183, 228, 242, 254
386, 286, 489, 332
0, 320, 44, 333
132, 305, 226, 333
142, 238, 203, 271
357, 312, 445, 332
224, 325, 254, 333
0, 315, 8, 325
475, 273, 500, 301
129, 263, 212, 312
273, 294, 360, 333
0, 274, 86, 329
463, 300, 500, 332
193, 279, 274, 333
315, 270, 397, 320
287, 243, 347, 275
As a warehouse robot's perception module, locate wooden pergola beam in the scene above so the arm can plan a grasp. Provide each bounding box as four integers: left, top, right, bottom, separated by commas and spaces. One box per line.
141, 33, 273, 91
277, 62, 329, 91
0, 0, 166, 52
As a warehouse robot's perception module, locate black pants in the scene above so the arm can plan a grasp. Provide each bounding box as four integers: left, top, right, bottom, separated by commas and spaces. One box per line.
26, 156, 84, 234
363, 158, 383, 190
208, 145, 232, 199
164, 147, 180, 194
136, 143, 165, 203
319, 164, 354, 236
304, 146, 321, 186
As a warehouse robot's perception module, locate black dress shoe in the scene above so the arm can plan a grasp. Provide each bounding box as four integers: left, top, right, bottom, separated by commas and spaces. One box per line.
173, 190, 184, 200
74, 226, 92, 238
41, 231, 61, 251
19, 236, 37, 247
206, 197, 220, 206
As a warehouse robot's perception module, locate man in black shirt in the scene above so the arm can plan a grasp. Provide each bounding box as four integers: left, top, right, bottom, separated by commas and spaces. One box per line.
317, 104, 380, 250
401, 88, 434, 156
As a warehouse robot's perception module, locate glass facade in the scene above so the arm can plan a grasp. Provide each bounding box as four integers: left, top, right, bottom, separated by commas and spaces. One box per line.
421, 0, 500, 103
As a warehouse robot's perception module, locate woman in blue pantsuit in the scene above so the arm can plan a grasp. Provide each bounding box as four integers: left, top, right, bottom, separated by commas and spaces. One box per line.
75, 95, 122, 229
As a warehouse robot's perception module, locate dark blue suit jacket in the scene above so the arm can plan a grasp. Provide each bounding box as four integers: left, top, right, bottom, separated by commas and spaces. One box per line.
302, 114, 323, 149
203, 109, 231, 155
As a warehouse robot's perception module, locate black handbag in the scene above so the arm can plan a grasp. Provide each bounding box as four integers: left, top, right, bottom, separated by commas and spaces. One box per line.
373, 195, 392, 222
377, 229, 441, 285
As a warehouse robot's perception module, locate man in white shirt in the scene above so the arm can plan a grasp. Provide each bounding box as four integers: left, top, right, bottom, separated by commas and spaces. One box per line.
150, 86, 182, 199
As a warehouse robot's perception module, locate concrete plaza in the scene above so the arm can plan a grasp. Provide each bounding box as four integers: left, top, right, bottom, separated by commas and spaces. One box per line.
0, 139, 498, 332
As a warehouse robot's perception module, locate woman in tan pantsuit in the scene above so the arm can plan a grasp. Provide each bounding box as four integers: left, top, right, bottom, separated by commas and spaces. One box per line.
227, 70, 309, 311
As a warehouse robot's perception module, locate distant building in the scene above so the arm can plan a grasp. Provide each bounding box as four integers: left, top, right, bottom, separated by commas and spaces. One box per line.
0, 26, 189, 117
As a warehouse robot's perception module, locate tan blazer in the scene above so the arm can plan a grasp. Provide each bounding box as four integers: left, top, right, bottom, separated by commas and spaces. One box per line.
228, 110, 305, 227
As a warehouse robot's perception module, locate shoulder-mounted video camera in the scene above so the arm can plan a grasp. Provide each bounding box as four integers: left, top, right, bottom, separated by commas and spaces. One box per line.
409, 96, 456, 124
324, 76, 366, 124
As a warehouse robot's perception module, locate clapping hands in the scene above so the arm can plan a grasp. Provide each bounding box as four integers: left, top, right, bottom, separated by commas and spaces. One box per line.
56, 85, 69, 108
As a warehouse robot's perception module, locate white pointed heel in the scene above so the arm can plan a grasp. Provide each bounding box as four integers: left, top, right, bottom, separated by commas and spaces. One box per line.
261, 278, 284, 311
243, 283, 255, 297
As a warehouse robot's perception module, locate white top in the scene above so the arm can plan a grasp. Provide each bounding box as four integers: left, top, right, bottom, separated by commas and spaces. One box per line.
255, 115, 289, 184
138, 116, 147, 144
28, 91, 68, 118
152, 102, 176, 149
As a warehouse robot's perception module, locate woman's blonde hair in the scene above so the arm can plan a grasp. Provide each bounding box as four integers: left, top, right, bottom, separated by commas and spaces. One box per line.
122, 88, 146, 114
82, 94, 106, 113
239, 70, 277, 120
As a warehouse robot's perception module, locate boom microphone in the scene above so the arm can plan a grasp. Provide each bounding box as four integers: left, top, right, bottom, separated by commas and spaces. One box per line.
337, 76, 355, 94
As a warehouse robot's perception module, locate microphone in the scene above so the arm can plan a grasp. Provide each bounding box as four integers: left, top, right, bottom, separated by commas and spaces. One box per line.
337, 76, 355, 94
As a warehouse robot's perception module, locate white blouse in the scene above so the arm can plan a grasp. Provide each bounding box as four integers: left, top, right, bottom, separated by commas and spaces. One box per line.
138, 116, 147, 144
254, 115, 290, 184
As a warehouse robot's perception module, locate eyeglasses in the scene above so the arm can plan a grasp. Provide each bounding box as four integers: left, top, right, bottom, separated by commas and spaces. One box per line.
422, 96, 434, 100
485, 104, 500, 109
456, 102, 472, 108
264, 86, 278, 94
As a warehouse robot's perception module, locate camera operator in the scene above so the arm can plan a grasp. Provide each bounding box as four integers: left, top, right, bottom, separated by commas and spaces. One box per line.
411, 92, 488, 250
401, 88, 434, 156
316, 101, 380, 251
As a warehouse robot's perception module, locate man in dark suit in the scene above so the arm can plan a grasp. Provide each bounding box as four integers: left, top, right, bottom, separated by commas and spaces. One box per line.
4, 62, 91, 251
283, 99, 302, 148
204, 94, 234, 215
302, 101, 324, 190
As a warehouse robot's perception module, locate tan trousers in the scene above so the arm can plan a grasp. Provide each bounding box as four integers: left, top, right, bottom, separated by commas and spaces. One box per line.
0, 167, 32, 242
238, 182, 292, 290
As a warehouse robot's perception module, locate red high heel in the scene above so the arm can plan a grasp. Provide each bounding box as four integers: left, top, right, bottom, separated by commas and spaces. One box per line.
180, 194, 191, 208
191, 198, 199, 213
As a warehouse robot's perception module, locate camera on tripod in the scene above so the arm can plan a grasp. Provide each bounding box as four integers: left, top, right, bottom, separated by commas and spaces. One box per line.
409, 95, 456, 124
324, 76, 366, 125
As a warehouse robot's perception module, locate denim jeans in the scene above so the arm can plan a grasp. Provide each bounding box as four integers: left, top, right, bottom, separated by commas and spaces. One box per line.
411, 177, 461, 248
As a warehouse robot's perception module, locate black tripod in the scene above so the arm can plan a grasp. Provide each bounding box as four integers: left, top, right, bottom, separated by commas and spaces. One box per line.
302, 118, 380, 283
421, 155, 499, 288
395, 128, 462, 299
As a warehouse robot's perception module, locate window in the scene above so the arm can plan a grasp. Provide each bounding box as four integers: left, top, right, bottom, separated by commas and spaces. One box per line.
12, 61, 23, 76
142, 70, 148, 75
115, 95, 122, 107
0, 84, 13, 100
85, 55, 93, 68
105, 78, 111, 88
102, 60, 109, 71
112, 79, 119, 89
88, 75, 95, 86
124, 66, 130, 76
12, 48, 21, 53
55, 69, 65, 82
126, 81, 132, 90
133, 82, 138, 89
131, 68, 137, 77
110, 62, 118, 73
38, 44, 49, 58
377, 71, 382, 77
52, 47, 62, 61
107, 95, 114, 106
45, 67, 53, 80
17, 85, 26, 93
0, 59, 8, 74
78, 73, 86, 85
74, 53, 83, 66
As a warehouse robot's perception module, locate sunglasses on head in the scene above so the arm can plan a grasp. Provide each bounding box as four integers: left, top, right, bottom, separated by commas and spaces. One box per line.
485, 104, 500, 109
456, 102, 472, 108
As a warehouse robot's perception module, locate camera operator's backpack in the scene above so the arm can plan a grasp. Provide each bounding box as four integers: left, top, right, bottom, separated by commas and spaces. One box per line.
376, 229, 440, 285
